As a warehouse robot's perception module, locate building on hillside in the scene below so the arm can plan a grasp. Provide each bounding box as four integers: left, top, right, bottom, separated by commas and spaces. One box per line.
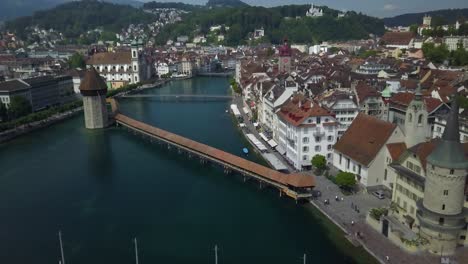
444, 36, 468, 51
423, 15, 432, 27
306, 4, 324, 17
0, 79, 32, 108
277, 94, 339, 170
278, 39, 292, 74
332, 113, 405, 188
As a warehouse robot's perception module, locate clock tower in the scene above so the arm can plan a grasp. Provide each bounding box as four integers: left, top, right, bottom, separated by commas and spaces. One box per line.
278, 38, 292, 74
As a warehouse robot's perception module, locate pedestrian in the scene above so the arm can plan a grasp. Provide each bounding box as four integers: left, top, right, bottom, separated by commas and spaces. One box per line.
385, 256, 389, 262
351, 220, 354, 226
341, 197, 344, 201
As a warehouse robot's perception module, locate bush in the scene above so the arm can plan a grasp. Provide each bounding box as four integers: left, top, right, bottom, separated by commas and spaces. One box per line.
369, 207, 388, 221
335, 171, 356, 189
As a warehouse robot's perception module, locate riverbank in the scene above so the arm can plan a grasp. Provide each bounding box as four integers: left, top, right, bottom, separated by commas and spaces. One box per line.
0, 107, 83, 143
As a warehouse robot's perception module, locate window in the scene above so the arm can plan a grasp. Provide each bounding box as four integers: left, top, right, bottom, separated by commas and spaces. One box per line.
316, 117, 321, 124
443, 190, 448, 196
303, 137, 309, 143
418, 114, 423, 125
315, 137, 321, 142
133, 51, 136, 58
327, 136, 333, 141
303, 146, 309, 152
439, 217, 444, 225
339, 154, 342, 165
408, 113, 412, 122
442, 204, 446, 210
327, 145, 332, 150
450, 169, 454, 175
384, 169, 387, 181
358, 165, 361, 175
352, 164, 356, 172
327, 153, 331, 159
303, 155, 308, 161
315, 146, 321, 151
346, 158, 350, 169
134, 65, 137, 71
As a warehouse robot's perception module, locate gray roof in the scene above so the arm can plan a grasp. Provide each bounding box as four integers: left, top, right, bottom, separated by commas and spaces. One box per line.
427, 99, 468, 169
0, 79, 30, 93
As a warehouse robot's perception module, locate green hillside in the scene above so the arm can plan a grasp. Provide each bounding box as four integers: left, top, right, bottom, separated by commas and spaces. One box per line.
5, 0, 155, 39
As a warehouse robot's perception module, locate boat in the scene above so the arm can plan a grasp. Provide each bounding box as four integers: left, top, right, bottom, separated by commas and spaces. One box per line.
242, 148, 249, 155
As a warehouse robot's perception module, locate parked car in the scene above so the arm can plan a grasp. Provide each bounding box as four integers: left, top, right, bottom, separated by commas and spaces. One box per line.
372, 190, 385, 199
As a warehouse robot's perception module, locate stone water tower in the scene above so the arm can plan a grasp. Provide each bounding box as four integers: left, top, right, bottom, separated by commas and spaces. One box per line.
79, 67, 108, 129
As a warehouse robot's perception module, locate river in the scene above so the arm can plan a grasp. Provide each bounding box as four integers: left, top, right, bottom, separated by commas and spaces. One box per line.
0, 77, 371, 264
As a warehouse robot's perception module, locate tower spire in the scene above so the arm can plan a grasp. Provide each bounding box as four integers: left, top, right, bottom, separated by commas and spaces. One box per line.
427, 97, 467, 169
414, 82, 423, 101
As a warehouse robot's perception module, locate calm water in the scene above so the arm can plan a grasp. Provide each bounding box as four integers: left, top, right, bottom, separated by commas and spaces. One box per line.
0, 77, 360, 264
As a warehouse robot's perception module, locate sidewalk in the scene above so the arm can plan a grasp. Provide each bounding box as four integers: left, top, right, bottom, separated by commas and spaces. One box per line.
310, 173, 466, 264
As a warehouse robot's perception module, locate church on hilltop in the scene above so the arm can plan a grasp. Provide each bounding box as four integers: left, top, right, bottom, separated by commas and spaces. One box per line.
306, 4, 324, 17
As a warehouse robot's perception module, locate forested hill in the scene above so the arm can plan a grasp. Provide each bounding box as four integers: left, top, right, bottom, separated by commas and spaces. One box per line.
142, 1, 202, 11
206, 0, 249, 8
5, 0, 155, 39
155, 5, 384, 45
384, 8, 468, 27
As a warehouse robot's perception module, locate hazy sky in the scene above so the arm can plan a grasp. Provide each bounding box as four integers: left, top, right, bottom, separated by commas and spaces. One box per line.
141, 0, 468, 17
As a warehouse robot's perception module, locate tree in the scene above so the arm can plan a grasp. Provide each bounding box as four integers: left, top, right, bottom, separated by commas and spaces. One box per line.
8, 96, 32, 119
409, 24, 418, 35
68, 53, 86, 69
311, 154, 326, 173
335, 172, 356, 189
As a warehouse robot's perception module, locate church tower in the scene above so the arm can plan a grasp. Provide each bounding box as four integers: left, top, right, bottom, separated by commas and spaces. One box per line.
404, 84, 428, 148
79, 67, 108, 129
278, 38, 292, 74
131, 40, 141, 84
417, 99, 468, 255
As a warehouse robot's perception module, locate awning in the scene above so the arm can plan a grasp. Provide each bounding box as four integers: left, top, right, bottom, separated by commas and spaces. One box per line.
259, 132, 269, 142
239, 123, 246, 128
246, 133, 267, 151
267, 139, 278, 148
276, 145, 286, 155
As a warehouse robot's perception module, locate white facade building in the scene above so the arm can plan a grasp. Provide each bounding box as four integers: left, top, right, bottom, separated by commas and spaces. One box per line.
276, 94, 339, 170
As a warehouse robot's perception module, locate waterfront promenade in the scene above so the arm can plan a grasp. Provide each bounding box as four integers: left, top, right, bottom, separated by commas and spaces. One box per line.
232, 94, 468, 264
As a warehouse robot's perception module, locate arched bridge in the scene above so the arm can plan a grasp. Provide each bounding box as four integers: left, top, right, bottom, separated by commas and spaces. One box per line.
108, 99, 314, 201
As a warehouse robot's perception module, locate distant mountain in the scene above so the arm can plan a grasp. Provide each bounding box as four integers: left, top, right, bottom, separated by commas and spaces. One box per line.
384, 8, 468, 27
142, 1, 202, 11
5, 0, 154, 39
0, 0, 143, 21
206, 0, 249, 8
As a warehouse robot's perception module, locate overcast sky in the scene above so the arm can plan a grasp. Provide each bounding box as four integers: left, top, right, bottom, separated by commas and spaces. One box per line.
140, 0, 468, 17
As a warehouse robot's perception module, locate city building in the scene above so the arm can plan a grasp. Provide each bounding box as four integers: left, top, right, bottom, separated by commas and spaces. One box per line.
333, 114, 405, 188
87, 40, 151, 89
0, 79, 32, 108
23, 76, 61, 112
277, 94, 339, 169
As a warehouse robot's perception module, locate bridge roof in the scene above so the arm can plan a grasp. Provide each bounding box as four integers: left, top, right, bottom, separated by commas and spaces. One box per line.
114, 113, 315, 189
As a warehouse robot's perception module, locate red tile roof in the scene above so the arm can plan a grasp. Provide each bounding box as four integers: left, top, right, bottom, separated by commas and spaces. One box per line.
333, 113, 397, 166
381, 32, 415, 46
278, 95, 334, 127
355, 82, 381, 102
389, 92, 443, 113
387, 143, 407, 161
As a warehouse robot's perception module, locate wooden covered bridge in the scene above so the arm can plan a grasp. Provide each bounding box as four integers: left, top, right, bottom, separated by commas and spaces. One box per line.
108, 99, 315, 201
